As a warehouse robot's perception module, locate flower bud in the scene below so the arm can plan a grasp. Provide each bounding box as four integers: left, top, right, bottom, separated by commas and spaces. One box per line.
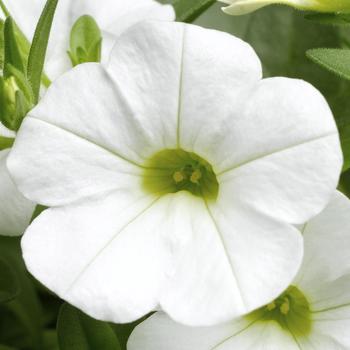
0, 75, 32, 131
219, 0, 350, 16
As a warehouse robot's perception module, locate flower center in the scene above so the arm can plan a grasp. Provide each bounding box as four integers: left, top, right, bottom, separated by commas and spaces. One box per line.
246, 286, 312, 336
142, 149, 219, 200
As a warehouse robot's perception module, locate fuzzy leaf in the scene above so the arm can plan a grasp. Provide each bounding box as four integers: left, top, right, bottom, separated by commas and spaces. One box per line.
307, 48, 350, 81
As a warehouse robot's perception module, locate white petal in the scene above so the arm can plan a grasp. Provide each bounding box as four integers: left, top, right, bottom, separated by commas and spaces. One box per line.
174, 23, 262, 153
161, 201, 303, 326
204, 78, 339, 173
295, 191, 350, 307
2, 0, 174, 80
46, 0, 175, 79
8, 111, 142, 206
0, 123, 15, 138
220, 0, 282, 15
308, 307, 350, 349
216, 78, 341, 224
128, 312, 249, 350
0, 150, 35, 236
22, 190, 169, 323
23, 191, 222, 323
129, 314, 299, 350
216, 322, 300, 349
70, 0, 175, 37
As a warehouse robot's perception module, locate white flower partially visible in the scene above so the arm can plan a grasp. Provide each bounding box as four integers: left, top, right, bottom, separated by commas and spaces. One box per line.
129, 191, 350, 350
219, 0, 350, 16
0, 0, 175, 79
8, 21, 342, 326
0, 0, 174, 236
0, 125, 35, 236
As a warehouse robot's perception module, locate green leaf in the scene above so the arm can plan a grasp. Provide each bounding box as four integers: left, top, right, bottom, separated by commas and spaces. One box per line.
173, 0, 215, 22
68, 15, 102, 66
307, 48, 350, 81
42, 330, 59, 350
0, 20, 4, 68
57, 303, 121, 350
27, 0, 58, 103
0, 237, 44, 349
0, 259, 20, 304
0, 136, 14, 150
305, 13, 350, 26
3, 17, 25, 77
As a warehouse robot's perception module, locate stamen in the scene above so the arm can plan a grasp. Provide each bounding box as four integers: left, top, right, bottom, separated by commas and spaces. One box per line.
173, 171, 185, 183
190, 169, 202, 184
280, 298, 290, 315
266, 302, 276, 311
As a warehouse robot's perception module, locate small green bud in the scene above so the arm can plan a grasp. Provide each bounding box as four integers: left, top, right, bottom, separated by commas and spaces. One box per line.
68, 15, 102, 67
219, 0, 350, 16
0, 73, 33, 131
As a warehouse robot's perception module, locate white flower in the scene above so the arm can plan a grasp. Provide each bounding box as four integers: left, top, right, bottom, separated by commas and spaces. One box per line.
8, 21, 342, 326
0, 124, 35, 236
0, 0, 175, 79
128, 191, 350, 350
0, 0, 174, 236
218, 0, 350, 16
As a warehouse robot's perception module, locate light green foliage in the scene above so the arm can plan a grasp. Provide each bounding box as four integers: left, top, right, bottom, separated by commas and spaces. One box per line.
247, 286, 312, 336
57, 303, 121, 350
143, 149, 219, 200
305, 13, 350, 26
307, 48, 350, 81
68, 15, 102, 67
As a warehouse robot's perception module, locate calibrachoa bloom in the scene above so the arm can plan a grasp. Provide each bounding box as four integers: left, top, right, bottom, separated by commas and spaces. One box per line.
219, 0, 350, 16
0, 0, 174, 79
128, 191, 350, 349
0, 0, 174, 236
8, 21, 342, 326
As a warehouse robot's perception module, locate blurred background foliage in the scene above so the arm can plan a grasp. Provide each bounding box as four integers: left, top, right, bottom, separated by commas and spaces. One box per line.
1, 2, 350, 349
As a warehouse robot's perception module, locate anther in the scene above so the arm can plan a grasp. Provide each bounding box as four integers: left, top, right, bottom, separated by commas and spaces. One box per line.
266, 302, 276, 311
190, 169, 202, 184
280, 298, 290, 315
173, 171, 185, 183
